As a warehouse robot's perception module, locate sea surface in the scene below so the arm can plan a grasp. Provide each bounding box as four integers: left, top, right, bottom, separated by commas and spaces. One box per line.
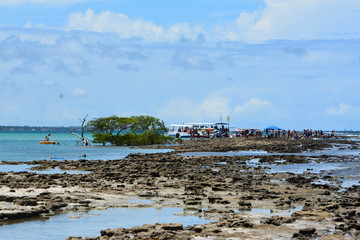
0, 132, 172, 162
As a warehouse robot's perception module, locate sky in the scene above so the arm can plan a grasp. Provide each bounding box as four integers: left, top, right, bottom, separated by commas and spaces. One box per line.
0, 0, 360, 130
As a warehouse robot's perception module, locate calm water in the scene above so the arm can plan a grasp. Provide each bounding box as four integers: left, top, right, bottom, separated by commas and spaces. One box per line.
0, 207, 210, 240
0, 132, 172, 162
0, 164, 91, 174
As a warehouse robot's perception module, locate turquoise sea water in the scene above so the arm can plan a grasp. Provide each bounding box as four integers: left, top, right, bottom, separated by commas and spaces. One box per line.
0, 132, 171, 162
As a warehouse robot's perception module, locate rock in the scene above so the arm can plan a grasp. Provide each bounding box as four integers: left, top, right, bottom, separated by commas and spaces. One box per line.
39, 191, 51, 196
292, 211, 330, 219
138, 191, 157, 197
261, 216, 294, 226
14, 199, 38, 206
100, 228, 118, 237
208, 196, 222, 204
159, 223, 184, 231
188, 225, 203, 233
238, 201, 252, 210
228, 219, 254, 228
0, 208, 49, 221
132, 226, 149, 233
323, 190, 331, 195
184, 200, 202, 205
286, 176, 312, 184
0, 195, 15, 202
48, 202, 68, 211
293, 228, 317, 239
149, 171, 160, 177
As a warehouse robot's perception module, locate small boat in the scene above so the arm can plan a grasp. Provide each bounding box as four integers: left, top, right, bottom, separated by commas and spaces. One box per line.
39, 141, 56, 144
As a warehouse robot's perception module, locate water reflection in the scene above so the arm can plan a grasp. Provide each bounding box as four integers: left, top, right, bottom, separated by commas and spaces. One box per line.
179, 147, 360, 157
265, 162, 347, 174
0, 165, 91, 175
0, 207, 210, 240
237, 205, 303, 216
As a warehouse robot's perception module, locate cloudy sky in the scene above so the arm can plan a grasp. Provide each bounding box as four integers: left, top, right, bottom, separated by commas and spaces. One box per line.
1, 0, 360, 130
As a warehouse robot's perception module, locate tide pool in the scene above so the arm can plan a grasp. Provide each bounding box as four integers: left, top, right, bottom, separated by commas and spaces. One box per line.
0, 207, 210, 240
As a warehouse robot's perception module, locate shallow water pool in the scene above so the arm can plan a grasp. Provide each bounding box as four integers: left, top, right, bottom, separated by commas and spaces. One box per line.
0, 207, 210, 240
0, 164, 91, 174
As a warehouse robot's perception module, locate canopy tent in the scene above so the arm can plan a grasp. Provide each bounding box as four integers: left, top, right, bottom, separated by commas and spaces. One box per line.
264, 126, 282, 130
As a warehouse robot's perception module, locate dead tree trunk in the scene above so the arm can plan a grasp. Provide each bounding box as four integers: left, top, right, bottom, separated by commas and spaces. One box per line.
72, 114, 90, 145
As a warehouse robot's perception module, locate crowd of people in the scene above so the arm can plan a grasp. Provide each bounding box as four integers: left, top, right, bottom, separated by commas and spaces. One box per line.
235, 128, 337, 139
175, 124, 338, 140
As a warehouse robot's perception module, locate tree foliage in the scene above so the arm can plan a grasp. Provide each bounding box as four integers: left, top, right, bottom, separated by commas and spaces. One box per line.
130, 115, 167, 133
87, 115, 170, 146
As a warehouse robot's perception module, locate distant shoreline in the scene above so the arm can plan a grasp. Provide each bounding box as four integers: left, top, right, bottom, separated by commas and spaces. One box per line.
0, 125, 359, 134
0, 126, 83, 133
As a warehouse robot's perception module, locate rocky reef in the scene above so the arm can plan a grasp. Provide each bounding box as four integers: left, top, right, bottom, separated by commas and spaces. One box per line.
0, 138, 359, 239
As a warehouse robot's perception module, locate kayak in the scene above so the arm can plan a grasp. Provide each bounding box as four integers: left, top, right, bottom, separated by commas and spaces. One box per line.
39, 141, 56, 144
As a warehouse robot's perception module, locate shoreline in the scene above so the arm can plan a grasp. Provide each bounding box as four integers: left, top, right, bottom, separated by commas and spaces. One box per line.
0, 138, 359, 239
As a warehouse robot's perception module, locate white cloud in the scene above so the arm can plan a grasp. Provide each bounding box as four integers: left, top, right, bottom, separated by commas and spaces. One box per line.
67, 9, 203, 42
63, 1, 360, 44
158, 97, 278, 128
326, 103, 357, 115
41, 79, 57, 86
70, 88, 86, 96
51, 58, 89, 76
234, 98, 273, 114
228, 0, 360, 42
1, 19, 360, 129
172, 49, 214, 71
157, 97, 231, 122
54, 37, 87, 57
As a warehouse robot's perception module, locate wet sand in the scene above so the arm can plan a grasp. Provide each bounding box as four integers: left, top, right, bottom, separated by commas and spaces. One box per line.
0, 138, 359, 239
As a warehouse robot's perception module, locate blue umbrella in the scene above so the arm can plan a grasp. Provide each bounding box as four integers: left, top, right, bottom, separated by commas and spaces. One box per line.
264, 126, 282, 130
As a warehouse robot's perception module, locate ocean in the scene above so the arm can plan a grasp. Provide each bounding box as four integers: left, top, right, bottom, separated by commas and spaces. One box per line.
0, 132, 171, 162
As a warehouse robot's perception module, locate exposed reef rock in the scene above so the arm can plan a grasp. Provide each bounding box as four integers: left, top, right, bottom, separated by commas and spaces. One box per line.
1, 138, 359, 239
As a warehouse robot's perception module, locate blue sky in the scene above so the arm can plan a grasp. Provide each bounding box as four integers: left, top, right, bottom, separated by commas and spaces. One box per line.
0, 0, 360, 130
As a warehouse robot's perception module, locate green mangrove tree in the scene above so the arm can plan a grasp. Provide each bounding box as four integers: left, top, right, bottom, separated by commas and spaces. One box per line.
87, 115, 169, 146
